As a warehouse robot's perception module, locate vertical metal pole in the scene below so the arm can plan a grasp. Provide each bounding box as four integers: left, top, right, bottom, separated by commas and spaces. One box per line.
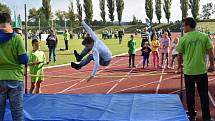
24, 4, 28, 94
39, 18, 41, 31
180, 0, 184, 101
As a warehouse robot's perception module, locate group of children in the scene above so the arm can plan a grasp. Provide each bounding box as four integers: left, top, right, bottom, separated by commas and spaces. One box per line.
128, 31, 179, 69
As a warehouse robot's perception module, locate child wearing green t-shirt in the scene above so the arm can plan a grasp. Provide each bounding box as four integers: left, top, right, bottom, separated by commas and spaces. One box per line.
29, 39, 47, 94
127, 35, 136, 68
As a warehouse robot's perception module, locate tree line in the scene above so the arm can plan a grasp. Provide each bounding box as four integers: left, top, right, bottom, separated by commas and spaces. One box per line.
0, 0, 215, 28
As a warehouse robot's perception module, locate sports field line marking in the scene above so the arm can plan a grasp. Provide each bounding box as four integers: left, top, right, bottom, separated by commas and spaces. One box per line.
66, 79, 121, 92
106, 59, 143, 94
44, 48, 142, 69
155, 61, 166, 94
168, 77, 215, 94
208, 91, 215, 107
113, 74, 180, 93
66, 71, 157, 92
57, 58, 124, 93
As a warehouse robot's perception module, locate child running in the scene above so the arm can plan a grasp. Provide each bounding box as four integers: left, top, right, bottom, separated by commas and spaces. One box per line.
161, 32, 171, 68
142, 42, 151, 68
71, 21, 112, 82
170, 37, 179, 69
29, 39, 47, 93
128, 35, 136, 68
150, 33, 160, 68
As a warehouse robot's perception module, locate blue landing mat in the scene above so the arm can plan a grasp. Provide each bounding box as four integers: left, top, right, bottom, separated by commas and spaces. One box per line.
4, 94, 188, 121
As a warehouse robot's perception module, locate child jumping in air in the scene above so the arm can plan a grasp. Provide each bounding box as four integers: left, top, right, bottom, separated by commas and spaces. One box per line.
71, 21, 112, 82
142, 42, 151, 69
161, 32, 171, 68
29, 39, 48, 94
170, 37, 179, 69
128, 35, 136, 68
150, 33, 160, 68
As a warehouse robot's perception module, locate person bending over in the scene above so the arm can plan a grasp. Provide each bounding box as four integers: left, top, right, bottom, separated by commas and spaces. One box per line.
71, 21, 112, 81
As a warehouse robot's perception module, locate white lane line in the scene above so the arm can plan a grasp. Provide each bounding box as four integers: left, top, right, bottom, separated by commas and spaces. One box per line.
113, 74, 180, 93
208, 91, 215, 107
155, 61, 166, 94
66, 79, 120, 92
106, 59, 143, 94
57, 58, 124, 93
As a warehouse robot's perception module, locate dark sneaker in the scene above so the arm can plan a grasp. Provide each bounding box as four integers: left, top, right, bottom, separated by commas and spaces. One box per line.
74, 50, 82, 62
71, 62, 82, 70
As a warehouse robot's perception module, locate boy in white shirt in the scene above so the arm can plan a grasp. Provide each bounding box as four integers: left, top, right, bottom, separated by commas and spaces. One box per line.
71, 21, 112, 81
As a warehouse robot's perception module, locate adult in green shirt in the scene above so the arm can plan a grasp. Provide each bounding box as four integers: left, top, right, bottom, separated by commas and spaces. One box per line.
177, 17, 214, 121
128, 35, 136, 68
64, 29, 70, 50
0, 13, 28, 121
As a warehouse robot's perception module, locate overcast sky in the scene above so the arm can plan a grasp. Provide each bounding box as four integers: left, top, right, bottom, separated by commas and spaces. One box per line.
0, 0, 214, 23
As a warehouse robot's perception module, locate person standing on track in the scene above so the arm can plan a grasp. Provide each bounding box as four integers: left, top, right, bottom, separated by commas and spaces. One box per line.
177, 17, 214, 121
141, 27, 150, 48
29, 39, 48, 94
150, 33, 160, 69
128, 35, 136, 68
161, 32, 170, 69
141, 42, 151, 69
0, 13, 28, 121
71, 21, 112, 82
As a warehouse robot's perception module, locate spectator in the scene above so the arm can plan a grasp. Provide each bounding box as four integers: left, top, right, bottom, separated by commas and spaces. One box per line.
46, 29, 58, 63
0, 13, 28, 121
177, 17, 214, 121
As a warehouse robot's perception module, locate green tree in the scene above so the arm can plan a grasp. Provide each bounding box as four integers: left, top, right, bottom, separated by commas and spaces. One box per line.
180, 0, 188, 19
76, 0, 83, 25
200, 2, 213, 19
145, 0, 153, 23
189, 0, 200, 20
163, 0, 172, 24
84, 0, 93, 24
99, 0, 106, 24
68, 1, 76, 27
0, 3, 11, 14
107, 0, 115, 24
155, 0, 162, 24
116, 0, 124, 26
28, 8, 38, 20
42, 0, 52, 25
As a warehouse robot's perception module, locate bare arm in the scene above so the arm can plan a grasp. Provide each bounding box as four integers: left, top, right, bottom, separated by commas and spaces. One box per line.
208, 48, 214, 72
177, 53, 183, 71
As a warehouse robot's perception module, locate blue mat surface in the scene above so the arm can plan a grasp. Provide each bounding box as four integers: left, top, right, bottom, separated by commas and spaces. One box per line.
4, 94, 188, 121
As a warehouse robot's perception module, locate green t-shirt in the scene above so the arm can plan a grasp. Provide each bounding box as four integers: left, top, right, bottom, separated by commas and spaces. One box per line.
29, 50, 46, 82
176, 31, 213, 75
64, 32, 70, 40
0, 34, 26, 81
128, 39, 136, 54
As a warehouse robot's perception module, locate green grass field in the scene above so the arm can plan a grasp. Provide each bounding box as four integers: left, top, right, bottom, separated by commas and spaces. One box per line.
27, 34, 142, 66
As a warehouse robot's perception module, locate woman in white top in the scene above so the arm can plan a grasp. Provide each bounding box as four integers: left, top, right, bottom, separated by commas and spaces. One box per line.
170, 37, 179, 69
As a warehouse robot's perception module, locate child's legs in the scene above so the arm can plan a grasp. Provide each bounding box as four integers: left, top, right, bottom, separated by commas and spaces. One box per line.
161, 53, 164, 66
79, 54, 94, 67
132, 54, 135, 66
146, 54, 150, 66
129, 54, 132, 66
35, 81, 42, 94
156, 52, 159, 66
152, 52, 156, 66
29, 82, 36, 94
143, 54, 147, 66
80, 47, 91, 58
171, 54, 177, 67
166, 53, 169, 66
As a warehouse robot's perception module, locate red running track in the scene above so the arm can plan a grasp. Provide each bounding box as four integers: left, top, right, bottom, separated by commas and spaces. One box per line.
26, 50, 215, 121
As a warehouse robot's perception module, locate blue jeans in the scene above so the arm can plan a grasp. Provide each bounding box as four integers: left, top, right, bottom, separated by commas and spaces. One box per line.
0, 81, 24, 121
48, 46, 56, 62
80, 54, 110, 67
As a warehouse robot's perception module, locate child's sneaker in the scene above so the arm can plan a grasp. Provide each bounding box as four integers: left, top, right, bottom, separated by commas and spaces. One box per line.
71, 62, 82, 70
74, 50, 82, 62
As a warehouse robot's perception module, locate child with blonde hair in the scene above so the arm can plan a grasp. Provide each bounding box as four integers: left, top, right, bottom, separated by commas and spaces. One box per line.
170, 37, 179, 69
